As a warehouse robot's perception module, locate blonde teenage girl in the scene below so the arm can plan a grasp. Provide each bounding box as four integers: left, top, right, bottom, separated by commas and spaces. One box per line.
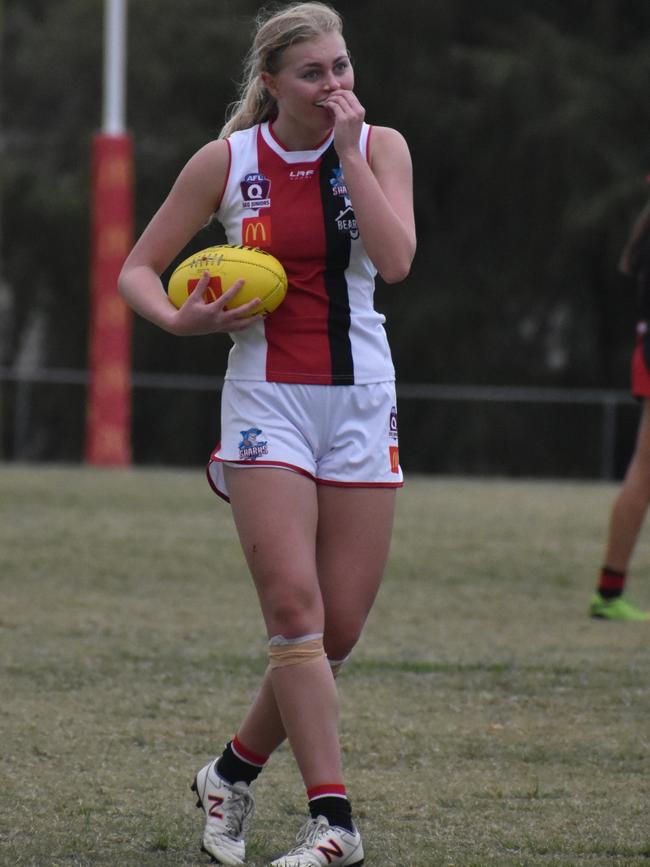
118, 3, 416, 864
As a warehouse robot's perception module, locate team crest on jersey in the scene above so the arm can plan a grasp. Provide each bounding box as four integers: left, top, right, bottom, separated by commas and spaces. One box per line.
329, 166, 348, 199
335, 205, 359, 239
241, 173, 271, 210
239, 427, 269, 460
330, 167, 357, 237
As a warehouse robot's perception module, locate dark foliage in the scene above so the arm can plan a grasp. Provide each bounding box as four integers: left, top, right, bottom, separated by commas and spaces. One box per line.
3, 0, 650, 469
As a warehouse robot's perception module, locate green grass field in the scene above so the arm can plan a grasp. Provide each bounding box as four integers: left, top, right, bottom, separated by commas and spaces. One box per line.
1, 466, 649, 866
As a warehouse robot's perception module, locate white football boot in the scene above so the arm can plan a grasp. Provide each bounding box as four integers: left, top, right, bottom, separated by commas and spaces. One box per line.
191, 760, 255, 865
270, 815, 364, 866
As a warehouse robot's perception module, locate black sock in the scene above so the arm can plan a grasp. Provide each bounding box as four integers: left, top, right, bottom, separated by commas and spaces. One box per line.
215, 741, 263, 787
309, 795, 354, 833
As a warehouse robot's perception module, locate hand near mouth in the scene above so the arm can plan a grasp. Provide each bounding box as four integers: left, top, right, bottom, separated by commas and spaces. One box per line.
317, 90, 365, 154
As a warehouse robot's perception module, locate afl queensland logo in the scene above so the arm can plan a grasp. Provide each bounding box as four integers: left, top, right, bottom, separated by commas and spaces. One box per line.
241, 173, 271, 210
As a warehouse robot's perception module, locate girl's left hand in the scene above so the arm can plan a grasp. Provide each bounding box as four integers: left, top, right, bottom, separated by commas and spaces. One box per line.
320, 89, 365, 156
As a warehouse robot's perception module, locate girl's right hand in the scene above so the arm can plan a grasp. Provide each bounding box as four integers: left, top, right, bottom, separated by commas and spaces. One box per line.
170, 271, 263, 336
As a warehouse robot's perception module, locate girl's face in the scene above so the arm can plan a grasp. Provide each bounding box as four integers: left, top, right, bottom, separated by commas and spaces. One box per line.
262, 32, 354, 132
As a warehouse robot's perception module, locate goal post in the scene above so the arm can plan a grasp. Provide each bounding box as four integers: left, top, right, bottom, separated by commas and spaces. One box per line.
85, 0, 134, 465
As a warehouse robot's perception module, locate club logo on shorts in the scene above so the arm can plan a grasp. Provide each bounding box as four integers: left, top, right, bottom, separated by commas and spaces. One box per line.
389, 406, 398, 441
240, 173, 271, 210
239, 427, 269, 461
388, 406, 399, 474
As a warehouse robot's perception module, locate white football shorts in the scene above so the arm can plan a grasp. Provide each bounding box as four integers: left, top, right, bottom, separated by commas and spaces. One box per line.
207, 380, 403, 502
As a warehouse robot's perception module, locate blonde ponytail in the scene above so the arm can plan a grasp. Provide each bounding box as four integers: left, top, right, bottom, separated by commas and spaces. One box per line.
220, 2, 343, 139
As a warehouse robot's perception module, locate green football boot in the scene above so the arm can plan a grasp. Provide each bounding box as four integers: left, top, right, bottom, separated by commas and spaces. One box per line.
589, 592, 650, 621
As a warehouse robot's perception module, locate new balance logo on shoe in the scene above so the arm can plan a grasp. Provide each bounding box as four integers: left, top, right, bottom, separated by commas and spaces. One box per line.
208, 794, 225, 819
317, 839, 344, 862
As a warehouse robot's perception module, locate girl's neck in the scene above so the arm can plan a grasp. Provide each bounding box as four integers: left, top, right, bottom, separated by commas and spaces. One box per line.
269, 117, 333, 152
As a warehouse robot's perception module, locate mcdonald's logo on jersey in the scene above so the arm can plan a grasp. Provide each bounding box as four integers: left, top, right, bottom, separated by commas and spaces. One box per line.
242, 216, 272, 247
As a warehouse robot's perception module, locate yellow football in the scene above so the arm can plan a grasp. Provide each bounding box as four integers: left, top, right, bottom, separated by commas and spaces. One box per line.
167, 245, 288, 316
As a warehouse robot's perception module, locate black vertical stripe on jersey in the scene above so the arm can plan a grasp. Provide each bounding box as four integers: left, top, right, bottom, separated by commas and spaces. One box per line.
319, 145, 354, 384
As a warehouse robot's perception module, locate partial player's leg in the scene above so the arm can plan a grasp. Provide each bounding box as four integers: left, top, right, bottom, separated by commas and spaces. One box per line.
592, 398, 650, 620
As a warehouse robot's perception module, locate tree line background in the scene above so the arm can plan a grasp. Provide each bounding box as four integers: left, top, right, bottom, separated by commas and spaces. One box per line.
3, 0, 650, 476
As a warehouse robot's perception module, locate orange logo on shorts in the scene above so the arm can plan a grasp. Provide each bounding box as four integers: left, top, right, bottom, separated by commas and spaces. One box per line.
389, 445, 400, 474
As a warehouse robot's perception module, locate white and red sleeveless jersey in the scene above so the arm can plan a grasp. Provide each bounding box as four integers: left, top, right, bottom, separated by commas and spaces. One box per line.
215, 121, 395, 385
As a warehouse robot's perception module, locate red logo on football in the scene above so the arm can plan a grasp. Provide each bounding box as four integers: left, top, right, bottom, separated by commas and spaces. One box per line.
187, 275, 223, 303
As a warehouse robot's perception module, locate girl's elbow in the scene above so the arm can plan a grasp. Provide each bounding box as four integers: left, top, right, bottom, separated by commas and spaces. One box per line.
117, 261, 141, 301
378, 250, 415, 284
117, 273, 132, 304
380, 267, 409, 284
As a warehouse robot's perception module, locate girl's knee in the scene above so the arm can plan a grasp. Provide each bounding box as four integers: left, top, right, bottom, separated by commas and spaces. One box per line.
262, 581, 323, 637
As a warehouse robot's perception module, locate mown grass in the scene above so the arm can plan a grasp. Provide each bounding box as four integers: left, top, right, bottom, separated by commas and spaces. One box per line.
1, 466, 649, 866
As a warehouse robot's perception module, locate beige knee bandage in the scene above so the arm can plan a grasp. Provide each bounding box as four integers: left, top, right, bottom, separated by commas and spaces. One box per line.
268, 633, 326, 669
